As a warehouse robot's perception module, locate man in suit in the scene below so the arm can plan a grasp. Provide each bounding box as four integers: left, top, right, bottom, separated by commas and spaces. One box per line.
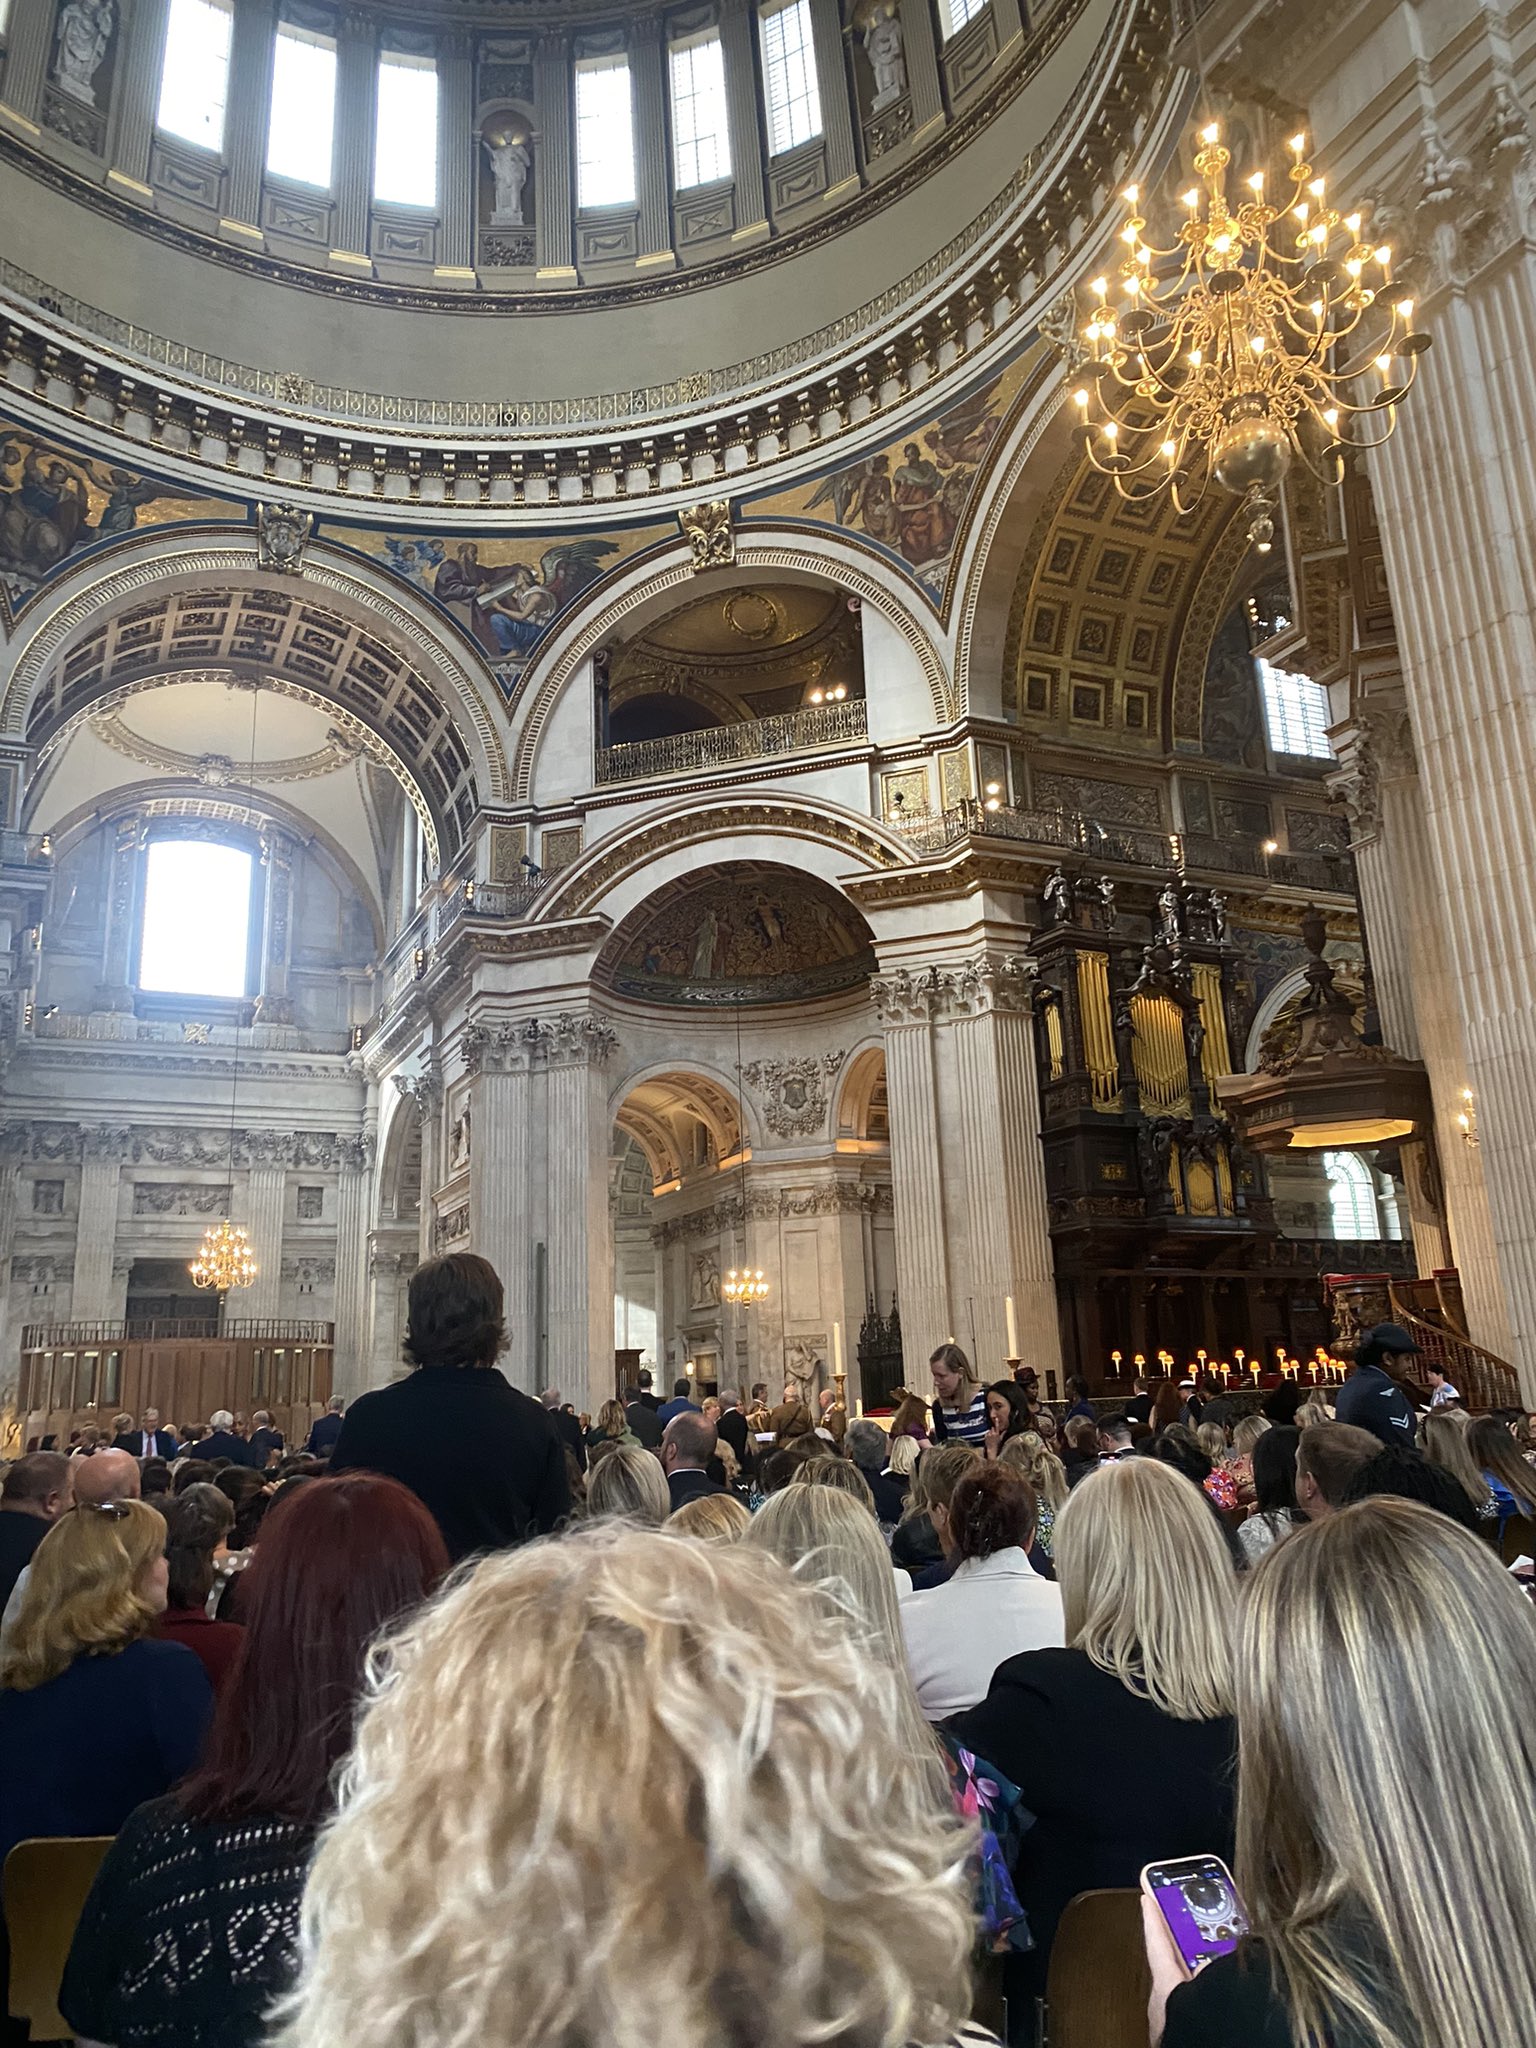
657, 1377, 702, 1427
112, 1408, 177, 1460
539, 1388, 587, 1473
623, 1384, 663, 1450
247, 1410, 286, 1468
634, 1369, 661, 1412
716, 1387, 752, 1476
305, 1395, 346, 1457
661, 1412, 724, 1513
188, 1410, 257, 1467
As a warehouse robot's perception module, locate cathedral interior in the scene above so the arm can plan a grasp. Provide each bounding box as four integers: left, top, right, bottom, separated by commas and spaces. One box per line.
0, 0, 1530, 1442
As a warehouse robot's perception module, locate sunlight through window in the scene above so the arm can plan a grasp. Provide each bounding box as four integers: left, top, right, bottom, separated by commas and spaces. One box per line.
575, 54, 637, 208
759, 0, 821, 156
138, 840, 253, 999
1259, 659, 1333, 759
267, 22, 337, 187
156, 0, 234, 151
374, 51, 438, 207
940, 0, 991, 38
670, 30, 731, 190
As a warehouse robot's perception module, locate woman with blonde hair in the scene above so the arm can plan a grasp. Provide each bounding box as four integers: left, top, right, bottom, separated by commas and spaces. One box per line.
929, 1344, 989, 1446
273, 1524, 991, 2048
1420, 1411, 1497, 1527
998, 1431, 1068, 1556
0, 1500, 213, 1859
885, 1432, 923, 1482
953, 1460, 1236, 1998
1227, 1410, 1270, 1504
584, 1396, 639, 1455
667, 1491, 750, 1541
584, 1443, 669, 1526
1150, 1498, 1536, 2047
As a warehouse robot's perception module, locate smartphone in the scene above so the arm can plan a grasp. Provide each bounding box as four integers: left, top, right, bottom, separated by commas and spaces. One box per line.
1141, 1856, 1250, 1977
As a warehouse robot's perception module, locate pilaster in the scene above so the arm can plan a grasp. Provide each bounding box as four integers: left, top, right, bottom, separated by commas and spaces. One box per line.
105, 0, 170, 191
718, 0, 767, 236
434, 28, 475, 280
331, 1133, 374, 1395
72, 1125, 129, 1323
629, 13, 675, 268
533, 32, 575, 282
330, 5, 377, 271
806, 0, 857, 195
0, 0, 55, 130
898, 0, 942, 138
97, 813, 140, 1013
219, 0, 277, 240
254, 828, 295, 1026
235, 1133, 289, 1321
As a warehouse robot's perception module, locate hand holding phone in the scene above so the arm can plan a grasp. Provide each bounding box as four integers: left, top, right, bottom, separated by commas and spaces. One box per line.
1141, 1855, 1249, 1979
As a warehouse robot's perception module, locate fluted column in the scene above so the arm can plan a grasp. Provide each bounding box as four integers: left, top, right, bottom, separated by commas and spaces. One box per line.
465, 1025, 535, 1380
0, 1124, 29, 1415
806, 0, 857, 197
546, 1025, 617, 1411
97, 814, 140, 1013
238, 1137, 289, 1322
332, 1134, 374, 1396
718, 0, 767, 238
434, 28, 475, 280
534, 32, 575, 283
329, 6, 376, 271
105, 0, 171, 191
72, 1128, 127, 1323
254, 828, 295, 1026
629, 14, 675, 269
876, 985, 952, 1372
219, 0, 276, 241
898, 0, 942, 139
0, 0, 55, 130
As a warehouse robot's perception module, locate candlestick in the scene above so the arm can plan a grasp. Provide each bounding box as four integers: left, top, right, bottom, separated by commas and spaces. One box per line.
1005, 1295, 1019, 1361
833, 1321, 843, 1379
854, 1396, 864, 1419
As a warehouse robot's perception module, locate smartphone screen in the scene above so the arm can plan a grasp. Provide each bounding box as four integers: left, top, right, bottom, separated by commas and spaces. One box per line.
1143, 1856, 1250, 1976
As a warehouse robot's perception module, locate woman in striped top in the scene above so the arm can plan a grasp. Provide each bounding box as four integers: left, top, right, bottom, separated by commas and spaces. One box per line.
930, 1344, 991, 1446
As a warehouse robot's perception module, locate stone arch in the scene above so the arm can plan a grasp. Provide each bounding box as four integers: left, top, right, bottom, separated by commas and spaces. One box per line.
836, 1040, 889, 1144
376, 1086, 424, 1229
608, 1061, 757, 1182
532, 791, 914, 930
508, 524, 954, 804
0, 529, 512, 855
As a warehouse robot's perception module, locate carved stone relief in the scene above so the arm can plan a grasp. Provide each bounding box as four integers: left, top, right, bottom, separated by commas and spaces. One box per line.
742, 1051, 847, 1137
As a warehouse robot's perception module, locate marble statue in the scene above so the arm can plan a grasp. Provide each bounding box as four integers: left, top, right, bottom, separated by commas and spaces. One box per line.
53, 0, 115, 105
1043, 868, 1073, 925
485, 134, 532, 226
863, 7, 907, 112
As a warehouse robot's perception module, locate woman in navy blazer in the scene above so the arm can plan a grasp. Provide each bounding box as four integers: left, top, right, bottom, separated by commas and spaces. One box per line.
0, 1499, 212, 1861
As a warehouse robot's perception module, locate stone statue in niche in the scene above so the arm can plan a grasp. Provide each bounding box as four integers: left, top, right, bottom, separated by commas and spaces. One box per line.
449, 1107, 472, 1174
690, 1250, 720, 1309
862, 5, 906, 111
484, 132, 532, 226
53, 0, 115, 106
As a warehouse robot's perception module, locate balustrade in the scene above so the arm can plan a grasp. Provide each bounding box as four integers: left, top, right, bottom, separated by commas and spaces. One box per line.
595, 697, 868, 784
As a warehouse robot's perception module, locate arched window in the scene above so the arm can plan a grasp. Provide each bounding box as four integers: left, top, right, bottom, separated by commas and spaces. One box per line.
1323, 1150, 1379, 1239
137, 837, 255, 999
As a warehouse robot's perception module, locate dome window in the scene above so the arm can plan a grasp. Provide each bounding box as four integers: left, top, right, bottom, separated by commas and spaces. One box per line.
155, 0, 233, 152
137, 838, 254, 1002
759, 0, 822, 156
670, 28, 731, 191
374, 50, 438, 208
267, 21, 336, 189
940, 0, 991, 38
576, 53, 637, 210
1259, 659, 1334, 761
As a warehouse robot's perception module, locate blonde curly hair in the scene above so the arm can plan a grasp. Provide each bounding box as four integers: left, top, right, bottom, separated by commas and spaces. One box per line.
273, 1523, 977, 2048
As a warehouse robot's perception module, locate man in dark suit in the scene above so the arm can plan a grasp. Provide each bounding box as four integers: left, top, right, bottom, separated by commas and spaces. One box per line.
635, 1369, 661, 1411
305, 1396, 346, 1457
661, 1412, 725, 1513
716, 1388, 752, 1475
188, 1410, 257, 1467
540, 1388, 586, 1473
247, 1410, 286, 1468
112, 1408, 177, 1460
623, 1384, 663, 1449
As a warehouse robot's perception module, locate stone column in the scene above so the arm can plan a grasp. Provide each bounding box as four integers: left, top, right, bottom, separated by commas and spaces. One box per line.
72, 1126, 128, 1324
718, 0, 767, 238
0, 1123, 29, 1417
254, 829, 295, 1026
218, 0, 276, 242
365, 1243, 410, 1384
874, 955, 1061, 1382
105, 0, 171, 192
237, 1132, 289, 1323
898, 0, 943, 139
629, 13, 675, 269
465, 1021, 536, 1378
806, 0, 857, 196
330, 5, 377, 271
97, 814, 140, 1013
331, 1133, 374, 1396
534, 33, 575, 283
544, 1016, 617, 1411
0, 0, 55, 130
434, 28, 475, 281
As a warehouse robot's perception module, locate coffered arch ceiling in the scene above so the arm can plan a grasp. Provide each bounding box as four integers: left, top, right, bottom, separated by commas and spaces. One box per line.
614, 1073, 746, 1190
1003, 445, 1246, 753
23, 586, 482, 863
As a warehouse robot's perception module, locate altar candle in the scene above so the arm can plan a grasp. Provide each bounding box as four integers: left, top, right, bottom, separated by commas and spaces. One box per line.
833, 1321, 844, 1378
1111, 1349, 1123, 1375
1005, 1295, 1019, 1360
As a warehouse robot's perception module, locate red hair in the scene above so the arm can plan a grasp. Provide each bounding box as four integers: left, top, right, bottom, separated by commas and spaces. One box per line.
180, 1472, 448, 1825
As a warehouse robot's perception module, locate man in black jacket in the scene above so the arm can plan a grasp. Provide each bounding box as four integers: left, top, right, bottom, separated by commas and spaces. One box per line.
305, 1396, 345, 1456
539, 1387, 587, 1473
660, 1412, 725, 1513
330, 1253, 568, 1561
188, 1411, 257, 1467
716, 1387, 752, 1475
1335, 1323, 1420, 1446
623, 1383, 663, 1449
112, 1408, 178, 1460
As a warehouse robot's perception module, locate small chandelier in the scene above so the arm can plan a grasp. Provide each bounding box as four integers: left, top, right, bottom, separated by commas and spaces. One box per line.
191, 1217, 258, 1292
1068, 122, 1431, 550
722, 1267, 771, 1306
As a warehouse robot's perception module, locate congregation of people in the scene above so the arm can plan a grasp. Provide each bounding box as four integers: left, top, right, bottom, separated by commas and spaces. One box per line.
3, 1256, 1536, 2048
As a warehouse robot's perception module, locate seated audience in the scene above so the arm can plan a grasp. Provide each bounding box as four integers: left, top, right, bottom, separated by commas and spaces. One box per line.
189, 1409, 257, 1467
953, 1460, 1237, 2011
585, 1443, 670, 1526
1419, 1411, 1497, 1527
61, 1473, 447, 2048
1340, 1440, 1486, 1537
1293, 1394, 1333, 1430
139, 1455, 172, 1499
330, 1252, 568, 1558
1093, 1414, 1135, 1469
998, 1431, 1068, 1558
1151, 1500, 1536, 2047
1237, 1423, 1303, 1566
1226, 1412, 1270, 1502
585, 1397, 640, 1454
1196, 1421, 1229, 1468
1148, 1380, 1185, 1437
794, 1455, 877, 1513
215, 1463, 273, 1550
0, 1500, 212, 1861
667, 1491, 751, 1542
1294, 1422, 1380, 1521
2, 1444, 141, 1636
661, 1412, 725, 1511
271, 1525, 986, 2048
847, 1419, 908, 1523
0, 1450, 72, 1614
901, 1467, 1065, 1718
172, 1457, 217, 1495
160, 1484, 244, 1692
983, 1380, 1033, 1460
891, 1442, 983, 1580
929, 1343, 990, 1445
1467, 1411, 1536, 1528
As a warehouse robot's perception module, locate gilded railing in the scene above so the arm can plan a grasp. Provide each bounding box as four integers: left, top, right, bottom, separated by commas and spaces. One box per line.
595, 698, 869, 784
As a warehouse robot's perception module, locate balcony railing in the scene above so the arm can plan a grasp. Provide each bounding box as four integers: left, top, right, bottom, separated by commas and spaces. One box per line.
595, 698, 869, 785
897, 802, 1354, 892
21, 1318, 335, 1347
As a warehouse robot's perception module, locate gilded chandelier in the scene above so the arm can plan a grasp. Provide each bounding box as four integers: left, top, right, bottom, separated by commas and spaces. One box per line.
1069, 123, 1431, 550
191, 1217, 258, 1293
722, 1266, 771, 1307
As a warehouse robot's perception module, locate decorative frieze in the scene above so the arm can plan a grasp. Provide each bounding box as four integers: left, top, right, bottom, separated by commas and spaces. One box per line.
653, 1181, 893, 1246
432, 1203, 471, 1251
0, 1121, 375, 1168
132, 1182, 234, 1216
870, 954, 1036, 1025
461, 1013, 618, 1075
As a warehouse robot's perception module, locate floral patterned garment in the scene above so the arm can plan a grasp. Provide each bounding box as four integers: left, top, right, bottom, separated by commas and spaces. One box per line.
939, 1736, 1035, 1956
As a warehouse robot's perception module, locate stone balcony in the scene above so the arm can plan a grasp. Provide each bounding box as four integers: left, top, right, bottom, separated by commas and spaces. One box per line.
594, 698, 869, 786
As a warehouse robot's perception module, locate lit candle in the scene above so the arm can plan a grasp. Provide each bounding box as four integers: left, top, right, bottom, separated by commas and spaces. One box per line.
1197, 1349, 1208, 1369
1235, 1348, 1246, 1367
1111, 1349, 1123, 1375
1134, 1353, 1146, 1371
854, 1396, 864, 1419
833, 1321, 844, 1378
1005, 1296, 1019, 1361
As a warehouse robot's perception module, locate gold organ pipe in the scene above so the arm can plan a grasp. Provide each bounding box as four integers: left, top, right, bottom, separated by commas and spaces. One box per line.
1192, 961, 1233, 1090
1045, 1001, 1066, 1083
1130, 992, 1192, 1118
1076, 952, 1121, 1110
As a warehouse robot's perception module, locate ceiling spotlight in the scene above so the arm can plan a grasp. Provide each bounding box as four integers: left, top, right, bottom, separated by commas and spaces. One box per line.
1263, 838, 1279, 855
808, 688, 825, 705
